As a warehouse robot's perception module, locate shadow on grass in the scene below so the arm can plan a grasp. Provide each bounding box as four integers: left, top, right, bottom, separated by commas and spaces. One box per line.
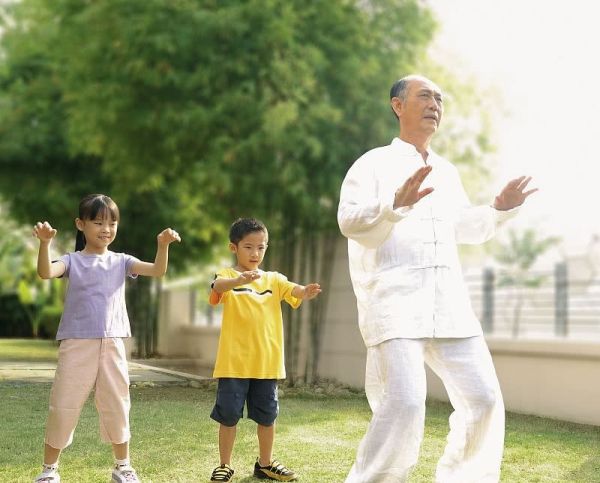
565, 456, 600, 482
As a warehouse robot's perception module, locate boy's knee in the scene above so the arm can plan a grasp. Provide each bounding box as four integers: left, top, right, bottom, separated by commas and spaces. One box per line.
247, 379, 278, 426
247, 394, 279, 426
210, 405, 242, 426
210, 392, 244, 426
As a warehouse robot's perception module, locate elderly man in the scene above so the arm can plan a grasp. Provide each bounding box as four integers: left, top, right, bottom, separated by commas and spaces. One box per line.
337, 75, 536, 483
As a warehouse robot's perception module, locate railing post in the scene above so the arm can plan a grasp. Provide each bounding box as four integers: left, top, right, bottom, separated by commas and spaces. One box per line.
554, 262, 568, 336
482, 267, 495, 333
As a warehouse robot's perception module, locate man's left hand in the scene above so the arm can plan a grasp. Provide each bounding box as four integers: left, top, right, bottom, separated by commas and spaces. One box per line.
493, 176, 538, 211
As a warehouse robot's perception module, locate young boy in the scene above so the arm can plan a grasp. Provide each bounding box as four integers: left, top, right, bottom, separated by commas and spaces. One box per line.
208, 218, 321, 482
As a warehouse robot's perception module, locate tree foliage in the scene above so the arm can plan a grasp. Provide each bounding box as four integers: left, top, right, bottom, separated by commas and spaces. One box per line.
0, 0, 439, 257
494, 229, 560, 284
493, 228, 560, 337
0, 202, 63, 336
0, 0, 437, 358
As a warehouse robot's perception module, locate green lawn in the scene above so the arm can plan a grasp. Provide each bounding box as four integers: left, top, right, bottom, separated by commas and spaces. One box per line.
0, 338, 59, 361
0, 340, 599, 482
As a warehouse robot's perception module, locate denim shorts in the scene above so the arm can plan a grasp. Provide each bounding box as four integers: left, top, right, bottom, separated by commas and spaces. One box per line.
210, 378, 279, 427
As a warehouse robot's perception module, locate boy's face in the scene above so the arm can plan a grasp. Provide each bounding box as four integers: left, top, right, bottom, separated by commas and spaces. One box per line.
230, 230, 268, 271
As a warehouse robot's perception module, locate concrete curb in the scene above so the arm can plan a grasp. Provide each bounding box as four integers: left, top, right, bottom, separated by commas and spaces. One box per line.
129, 361, 211, 383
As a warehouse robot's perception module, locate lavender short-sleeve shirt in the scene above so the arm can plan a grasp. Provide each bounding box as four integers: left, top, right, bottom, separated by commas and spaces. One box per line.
55, 251, 140, 340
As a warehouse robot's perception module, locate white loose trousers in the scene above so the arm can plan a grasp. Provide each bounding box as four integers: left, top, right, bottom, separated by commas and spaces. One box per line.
345, 336, 504, 483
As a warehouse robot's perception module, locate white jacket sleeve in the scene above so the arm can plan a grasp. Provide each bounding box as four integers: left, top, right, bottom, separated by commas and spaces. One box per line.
337, 158, 411, 249
454, 169, 518, 244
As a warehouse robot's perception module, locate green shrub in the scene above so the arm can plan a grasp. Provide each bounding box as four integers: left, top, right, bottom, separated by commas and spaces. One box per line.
0, 293, 33, 337
37, 305, 62, 339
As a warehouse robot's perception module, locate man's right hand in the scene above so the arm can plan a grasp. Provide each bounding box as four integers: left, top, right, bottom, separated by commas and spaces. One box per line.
393, 166, 434, 209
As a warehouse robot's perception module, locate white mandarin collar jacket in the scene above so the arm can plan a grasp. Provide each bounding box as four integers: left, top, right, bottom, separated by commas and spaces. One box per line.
338, 137, 516, 346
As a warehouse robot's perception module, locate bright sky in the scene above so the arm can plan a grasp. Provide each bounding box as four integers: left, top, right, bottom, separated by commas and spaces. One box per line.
428, 0, 600, 253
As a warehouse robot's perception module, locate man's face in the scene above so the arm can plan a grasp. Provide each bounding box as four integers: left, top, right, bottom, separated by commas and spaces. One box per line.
394, 78, 443, 136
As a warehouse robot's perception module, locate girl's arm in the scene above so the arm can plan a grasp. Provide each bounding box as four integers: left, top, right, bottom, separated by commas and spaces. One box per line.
212, 271, 261, 294
33, 221, 65, 279
291, 283, 322, 300
131, 228, 181, 277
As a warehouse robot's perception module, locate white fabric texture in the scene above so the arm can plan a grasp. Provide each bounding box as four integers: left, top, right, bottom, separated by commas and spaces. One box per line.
345, 337, 504, 483
337, 137, 517, 345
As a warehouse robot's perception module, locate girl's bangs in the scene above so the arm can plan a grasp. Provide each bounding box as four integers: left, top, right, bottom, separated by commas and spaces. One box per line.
82, 196, 120, 222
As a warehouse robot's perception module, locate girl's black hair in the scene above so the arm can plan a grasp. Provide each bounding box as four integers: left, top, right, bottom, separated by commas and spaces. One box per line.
229, 218, 267, 244
75, 194, 120, 251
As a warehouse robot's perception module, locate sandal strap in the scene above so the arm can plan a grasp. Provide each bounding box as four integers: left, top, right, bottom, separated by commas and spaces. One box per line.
264, 459, 294, 476
211, 464, 234, 481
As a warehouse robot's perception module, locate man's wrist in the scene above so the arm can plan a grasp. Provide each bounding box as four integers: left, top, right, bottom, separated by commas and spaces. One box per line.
385, 202, 413, 221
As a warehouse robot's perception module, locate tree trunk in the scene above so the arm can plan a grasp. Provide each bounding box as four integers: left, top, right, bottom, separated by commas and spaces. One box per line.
127, 276, 156, 358
279, 217, 299, 385
305, 232, 336, 383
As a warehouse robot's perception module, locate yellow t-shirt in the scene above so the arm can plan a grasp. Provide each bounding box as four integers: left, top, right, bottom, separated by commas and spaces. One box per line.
209, 268, 302, 379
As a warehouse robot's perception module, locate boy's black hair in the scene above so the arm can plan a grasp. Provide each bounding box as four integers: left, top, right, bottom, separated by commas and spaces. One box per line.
75, 194, 120, 251
229, 218, 267, 244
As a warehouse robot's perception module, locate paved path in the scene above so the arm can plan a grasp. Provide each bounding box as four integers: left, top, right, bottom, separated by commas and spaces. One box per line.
0, 360, 208, 385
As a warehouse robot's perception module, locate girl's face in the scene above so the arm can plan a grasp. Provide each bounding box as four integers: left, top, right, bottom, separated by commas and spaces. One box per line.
230, 230, 268, 272
75, 215, 118, 254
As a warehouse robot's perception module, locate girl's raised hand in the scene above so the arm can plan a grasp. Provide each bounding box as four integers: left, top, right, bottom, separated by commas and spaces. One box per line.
33, 221, 57, 242
157, 228, 181, 245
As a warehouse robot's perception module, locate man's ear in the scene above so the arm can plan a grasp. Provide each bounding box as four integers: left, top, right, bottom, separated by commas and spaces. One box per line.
75, 218, 84, 231
391, 97, 403, 119
228, 242, 237, 253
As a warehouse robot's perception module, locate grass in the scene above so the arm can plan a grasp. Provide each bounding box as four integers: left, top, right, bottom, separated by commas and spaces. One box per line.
0, 339, 599, 482
0, 338, 59, 361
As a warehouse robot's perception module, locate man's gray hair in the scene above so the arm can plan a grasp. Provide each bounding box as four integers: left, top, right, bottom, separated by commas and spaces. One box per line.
389, 74, 429, 100
390, 77, 410, 101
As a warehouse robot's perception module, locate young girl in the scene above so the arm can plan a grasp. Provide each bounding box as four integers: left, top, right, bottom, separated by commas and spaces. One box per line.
32, 194, 181, 483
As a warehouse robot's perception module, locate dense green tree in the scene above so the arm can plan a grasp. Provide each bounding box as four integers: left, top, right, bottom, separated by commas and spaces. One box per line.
0, 0, 439, 362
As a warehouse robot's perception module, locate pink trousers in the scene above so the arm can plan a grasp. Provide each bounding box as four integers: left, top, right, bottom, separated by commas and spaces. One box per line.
45, 338, 131, 449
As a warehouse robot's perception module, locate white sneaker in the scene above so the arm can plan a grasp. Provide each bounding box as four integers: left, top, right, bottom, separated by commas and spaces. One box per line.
112, 464, 140, 482
34, 464, 60, 482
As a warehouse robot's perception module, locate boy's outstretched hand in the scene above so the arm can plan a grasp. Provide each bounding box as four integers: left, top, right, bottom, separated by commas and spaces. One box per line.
299, 283, 322, 300
238, 270, 261, 284
157, 228, 181, 245
33, 221, 57, 242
